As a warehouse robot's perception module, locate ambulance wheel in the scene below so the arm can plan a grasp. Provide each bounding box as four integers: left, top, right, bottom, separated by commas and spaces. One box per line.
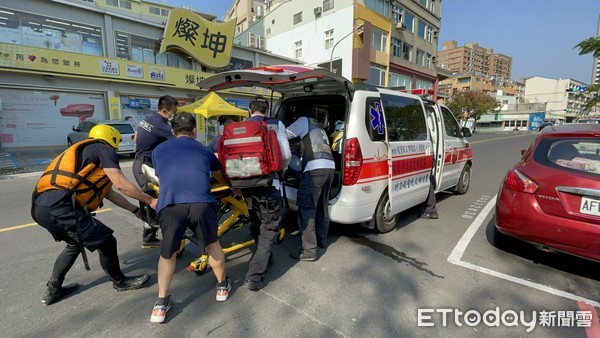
370, 192, 397, 234
453, 163, 471, 195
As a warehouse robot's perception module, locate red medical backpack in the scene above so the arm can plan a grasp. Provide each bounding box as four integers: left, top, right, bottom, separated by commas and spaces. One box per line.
218, 118, 283, 188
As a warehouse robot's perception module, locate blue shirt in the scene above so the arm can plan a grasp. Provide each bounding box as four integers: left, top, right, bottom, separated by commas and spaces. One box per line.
152, 136, 220, 213
135, 112, 174, 158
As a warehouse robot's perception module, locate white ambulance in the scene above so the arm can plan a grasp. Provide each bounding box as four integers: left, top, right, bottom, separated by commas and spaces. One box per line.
199, 65, 473, 233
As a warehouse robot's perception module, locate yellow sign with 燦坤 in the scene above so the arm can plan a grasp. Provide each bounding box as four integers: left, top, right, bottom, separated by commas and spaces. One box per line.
160, 9, 235, 69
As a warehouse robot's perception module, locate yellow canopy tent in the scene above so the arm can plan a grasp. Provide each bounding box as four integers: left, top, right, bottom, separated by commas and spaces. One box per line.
178, 92, 248, 118
178, 92, 249, 146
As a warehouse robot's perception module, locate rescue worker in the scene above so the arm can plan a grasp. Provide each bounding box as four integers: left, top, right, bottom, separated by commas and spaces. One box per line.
31, 125, 157, 306
132, 95, 177, 248
286, 116, 335, 261
242, 96, 291, 291
150, 112, 232, 323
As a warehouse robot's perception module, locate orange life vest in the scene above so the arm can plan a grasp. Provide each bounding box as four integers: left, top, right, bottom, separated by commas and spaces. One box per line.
35, 139, 113, 211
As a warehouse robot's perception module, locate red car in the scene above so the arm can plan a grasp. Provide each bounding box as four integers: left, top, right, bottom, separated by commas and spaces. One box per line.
494, 123, 600, 262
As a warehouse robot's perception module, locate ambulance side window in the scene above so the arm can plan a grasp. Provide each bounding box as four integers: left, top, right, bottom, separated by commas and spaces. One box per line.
380, 94, 427, 142
440, 106, 460, 137
365, 97, 385, 142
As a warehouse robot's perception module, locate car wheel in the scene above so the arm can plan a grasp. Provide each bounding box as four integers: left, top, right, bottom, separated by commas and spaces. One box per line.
67, 138, 73, 146
453, 163, 471, 195
369, 192, 397, 233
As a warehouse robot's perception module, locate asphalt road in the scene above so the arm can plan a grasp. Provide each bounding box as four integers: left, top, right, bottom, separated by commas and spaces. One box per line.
0, 131, 598, 337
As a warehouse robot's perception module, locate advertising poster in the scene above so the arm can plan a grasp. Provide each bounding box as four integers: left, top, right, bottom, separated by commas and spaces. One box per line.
0, 89, 106, 148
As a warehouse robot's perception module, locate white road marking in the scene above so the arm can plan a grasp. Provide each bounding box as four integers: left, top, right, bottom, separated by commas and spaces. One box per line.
262, 290, 350, 338
447, 195, 600, 308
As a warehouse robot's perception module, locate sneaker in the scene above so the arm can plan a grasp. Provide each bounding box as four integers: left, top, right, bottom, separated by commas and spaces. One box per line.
150, 297, 171, 323
216, 277, 232, 302
290, 250, 317, 261
243, 278, 263, 292
41, 282, 80, 306
421, 211, 439, 219
113, 274, 150, 291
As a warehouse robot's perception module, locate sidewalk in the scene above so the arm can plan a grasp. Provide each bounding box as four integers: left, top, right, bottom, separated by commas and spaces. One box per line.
0, 146, 66, 176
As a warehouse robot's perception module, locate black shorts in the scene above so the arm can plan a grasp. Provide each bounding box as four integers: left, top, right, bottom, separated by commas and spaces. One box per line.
158, 202, 218, 259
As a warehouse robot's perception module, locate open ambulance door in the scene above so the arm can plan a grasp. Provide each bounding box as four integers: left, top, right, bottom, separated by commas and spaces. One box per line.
425, 104, 444, 191
378, 90, 432, 221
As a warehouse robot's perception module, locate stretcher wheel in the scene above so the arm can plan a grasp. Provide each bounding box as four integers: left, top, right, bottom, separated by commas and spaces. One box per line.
275, 228, 285, 244
176, 239, 186, 257
187, 254, 208, 272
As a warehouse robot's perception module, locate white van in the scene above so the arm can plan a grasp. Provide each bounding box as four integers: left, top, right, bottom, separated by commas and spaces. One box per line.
199, 65, 473, 233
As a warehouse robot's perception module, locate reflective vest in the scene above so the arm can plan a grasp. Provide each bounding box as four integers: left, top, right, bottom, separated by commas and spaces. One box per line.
35, 139, 113, 211
301, 118, 333, 169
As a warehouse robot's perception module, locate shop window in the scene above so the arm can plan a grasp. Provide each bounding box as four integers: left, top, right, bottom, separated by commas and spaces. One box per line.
115, 30, 191, 69
0, 7, 103, 56
367, 63, 386, 86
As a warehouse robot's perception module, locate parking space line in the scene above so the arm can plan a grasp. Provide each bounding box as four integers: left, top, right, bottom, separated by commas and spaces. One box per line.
0, 208, 112, 233
447, 196, 600, 308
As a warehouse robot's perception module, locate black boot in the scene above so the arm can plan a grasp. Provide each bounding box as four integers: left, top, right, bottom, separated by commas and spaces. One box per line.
112, 274, 150, 291
142, 228, 161, 248
42, 281, 80, 306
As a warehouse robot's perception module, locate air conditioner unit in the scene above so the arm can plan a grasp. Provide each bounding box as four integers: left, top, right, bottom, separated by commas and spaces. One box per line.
433, 30, 438, 38
314, 6, 322, 15
396, 22, 406, 30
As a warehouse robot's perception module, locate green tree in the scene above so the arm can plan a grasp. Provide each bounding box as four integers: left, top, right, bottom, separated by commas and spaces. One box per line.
446, 90, 500, 122
575, 37, 600, 109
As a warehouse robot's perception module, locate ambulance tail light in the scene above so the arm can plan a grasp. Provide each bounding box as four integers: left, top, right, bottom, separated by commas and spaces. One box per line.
343, 137, 363, 186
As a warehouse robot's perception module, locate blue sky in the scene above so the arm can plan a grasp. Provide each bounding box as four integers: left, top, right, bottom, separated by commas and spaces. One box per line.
168, 0, 600, 84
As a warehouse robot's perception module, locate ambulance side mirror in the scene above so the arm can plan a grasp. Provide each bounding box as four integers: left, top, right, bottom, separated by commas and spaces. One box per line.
461, 127, 472, 137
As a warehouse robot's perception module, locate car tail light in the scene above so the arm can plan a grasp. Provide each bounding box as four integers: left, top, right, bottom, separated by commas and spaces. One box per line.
343, 137, 362, 186
503, 169, 539, 193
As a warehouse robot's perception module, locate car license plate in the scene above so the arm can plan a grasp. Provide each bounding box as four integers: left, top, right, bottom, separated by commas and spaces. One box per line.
580, 196, 600, 216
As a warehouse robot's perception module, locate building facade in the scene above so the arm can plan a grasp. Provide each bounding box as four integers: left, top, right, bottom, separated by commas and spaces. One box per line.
523, 76, 594, 123
0, 0, 298, 150
228, 0, 442, 95
593, 14, 600, 85
478, 95, 547, 132
437, 71, 519, 104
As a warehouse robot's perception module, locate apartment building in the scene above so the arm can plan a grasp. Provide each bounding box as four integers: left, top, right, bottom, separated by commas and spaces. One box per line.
0, 0, 298, 150
437, 40, 512, 81
524, 76, 593, 123
226, 0, 442, 95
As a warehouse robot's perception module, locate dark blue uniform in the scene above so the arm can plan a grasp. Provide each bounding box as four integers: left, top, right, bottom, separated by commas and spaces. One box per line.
133, 112, 174, 245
